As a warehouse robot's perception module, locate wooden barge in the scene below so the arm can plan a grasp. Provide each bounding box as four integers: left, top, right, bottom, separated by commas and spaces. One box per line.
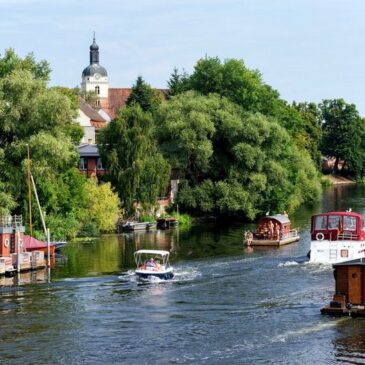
245, 214, 299, 247
321, 259, 365, 317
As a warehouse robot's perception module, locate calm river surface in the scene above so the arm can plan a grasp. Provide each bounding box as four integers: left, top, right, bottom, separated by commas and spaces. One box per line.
2, 185, 365, 364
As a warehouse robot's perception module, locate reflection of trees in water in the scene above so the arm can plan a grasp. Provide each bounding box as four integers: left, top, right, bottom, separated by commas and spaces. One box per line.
118, 229, 179, 266
322, 185, 365, 215
333, 321, 365, 363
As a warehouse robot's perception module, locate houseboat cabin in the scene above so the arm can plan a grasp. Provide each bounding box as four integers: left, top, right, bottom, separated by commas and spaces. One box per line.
321, 259, 365, 317
309, 211, 365, 264
246, 214, 299, 247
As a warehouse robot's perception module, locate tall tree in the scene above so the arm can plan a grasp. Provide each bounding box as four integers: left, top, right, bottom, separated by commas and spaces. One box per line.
98, 104, 170, 214
167, 68, 190, 97
126, 76, 163, 113
320, 98, 365, 178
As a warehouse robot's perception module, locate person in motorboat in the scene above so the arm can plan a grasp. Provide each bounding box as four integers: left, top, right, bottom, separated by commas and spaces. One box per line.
146, 258, 155, 268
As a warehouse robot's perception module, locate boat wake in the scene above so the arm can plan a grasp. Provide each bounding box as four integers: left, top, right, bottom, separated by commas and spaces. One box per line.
278, 260, 299, 267
270, 317, 349, 343
173, 267, 201, 282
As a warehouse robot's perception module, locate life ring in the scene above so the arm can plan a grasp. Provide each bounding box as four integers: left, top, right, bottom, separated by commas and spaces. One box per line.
316, 232, 324, 241
4, 239, 9, 248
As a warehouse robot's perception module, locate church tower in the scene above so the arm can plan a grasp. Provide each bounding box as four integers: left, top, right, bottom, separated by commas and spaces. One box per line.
81, 35, 109, 108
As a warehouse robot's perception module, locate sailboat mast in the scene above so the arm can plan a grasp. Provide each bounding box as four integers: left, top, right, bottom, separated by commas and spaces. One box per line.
26, 144, 33, 237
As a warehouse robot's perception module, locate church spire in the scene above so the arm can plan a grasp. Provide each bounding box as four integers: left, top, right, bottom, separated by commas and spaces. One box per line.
90, 33, 99, 65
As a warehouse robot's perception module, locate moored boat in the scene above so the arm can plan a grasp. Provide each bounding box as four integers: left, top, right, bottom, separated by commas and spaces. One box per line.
134, 249, 174, 280
245, 214, 299, 247
122, 221, 156, 232
23, 235, 56, 256
156, 217, 179, 229
309, 211, 365, 264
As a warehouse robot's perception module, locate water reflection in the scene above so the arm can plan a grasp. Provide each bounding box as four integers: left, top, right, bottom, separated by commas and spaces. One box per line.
333, 319, 365, 364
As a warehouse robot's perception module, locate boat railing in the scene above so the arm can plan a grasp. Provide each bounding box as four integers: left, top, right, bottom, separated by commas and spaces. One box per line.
0, 215, 23, 228
282, 228, 299, 239
338, 232, 359, 240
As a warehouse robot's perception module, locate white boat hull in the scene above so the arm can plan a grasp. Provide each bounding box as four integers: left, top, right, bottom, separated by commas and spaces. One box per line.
309, 239, 365, 264
135, 267, 174, 280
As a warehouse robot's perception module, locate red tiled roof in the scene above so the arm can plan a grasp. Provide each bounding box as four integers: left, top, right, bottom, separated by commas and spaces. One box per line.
102, 88, 132, 119
90, 120, 106, 129
83, 88, 169, 120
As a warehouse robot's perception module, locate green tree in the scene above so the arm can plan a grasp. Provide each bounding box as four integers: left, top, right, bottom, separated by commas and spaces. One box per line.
320, 98, 365, 178
156, 91, 216, 183
292, 102, 322, 168
167, 68, 190, 97
126, 76, 163, 113
157, 92, 321, 218
0, 51, 92, 238
0, 48, 51, 81
83, 179, 120, 233
98, 104, 170, 214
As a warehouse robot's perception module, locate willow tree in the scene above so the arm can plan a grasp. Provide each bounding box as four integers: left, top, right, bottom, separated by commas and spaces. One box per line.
167, 57, 322, 171
156, 91, 321, 219
98, 104, 170, 214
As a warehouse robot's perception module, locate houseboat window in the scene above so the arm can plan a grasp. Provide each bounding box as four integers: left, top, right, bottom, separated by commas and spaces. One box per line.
343, 216, 357, 230
328, 215, 340, 229
315, 215, 327, 230
96, 158, 104, 170
79, 157, 87, 171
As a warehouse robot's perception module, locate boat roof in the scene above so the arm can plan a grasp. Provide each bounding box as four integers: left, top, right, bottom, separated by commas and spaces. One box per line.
312, 211, 362, 219
333, 258, 365, 267
134, 249, 170, 256
259, 214, 290, 224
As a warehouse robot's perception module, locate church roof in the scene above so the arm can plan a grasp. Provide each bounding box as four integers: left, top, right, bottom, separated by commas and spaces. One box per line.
82, 64, 108, 77
79, 97, 107, 123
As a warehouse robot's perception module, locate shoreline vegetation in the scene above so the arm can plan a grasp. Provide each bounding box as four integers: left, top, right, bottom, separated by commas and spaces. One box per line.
1, 50, 365, 239
322, 175, 356, 185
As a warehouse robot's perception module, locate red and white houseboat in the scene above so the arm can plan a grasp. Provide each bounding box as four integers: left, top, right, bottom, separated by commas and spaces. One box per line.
309, 211, 365, 264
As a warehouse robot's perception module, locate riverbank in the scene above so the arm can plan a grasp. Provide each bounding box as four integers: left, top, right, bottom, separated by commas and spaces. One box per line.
322, 174, 356, 185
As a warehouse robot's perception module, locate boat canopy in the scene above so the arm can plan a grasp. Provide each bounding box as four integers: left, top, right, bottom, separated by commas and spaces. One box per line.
134, 249, 171, 267
134, 249, 170, 256
259, 214, 290, 225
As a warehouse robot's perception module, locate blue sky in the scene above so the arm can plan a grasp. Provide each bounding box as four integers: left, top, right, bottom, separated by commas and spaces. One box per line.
1, 0, 365, 114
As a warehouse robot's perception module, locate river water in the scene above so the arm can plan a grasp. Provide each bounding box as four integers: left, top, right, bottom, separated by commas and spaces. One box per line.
1, 185, 365, 364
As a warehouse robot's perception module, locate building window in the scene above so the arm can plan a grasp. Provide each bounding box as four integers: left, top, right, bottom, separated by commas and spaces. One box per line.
95, 99, 100, 107
96, 158, 104, 170
79, 157, 88, 170
95, 86, 100, 95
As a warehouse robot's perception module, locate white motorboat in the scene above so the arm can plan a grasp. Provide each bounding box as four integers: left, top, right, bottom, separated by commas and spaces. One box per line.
134, 249, 174, 280
309, 211, 365, 264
